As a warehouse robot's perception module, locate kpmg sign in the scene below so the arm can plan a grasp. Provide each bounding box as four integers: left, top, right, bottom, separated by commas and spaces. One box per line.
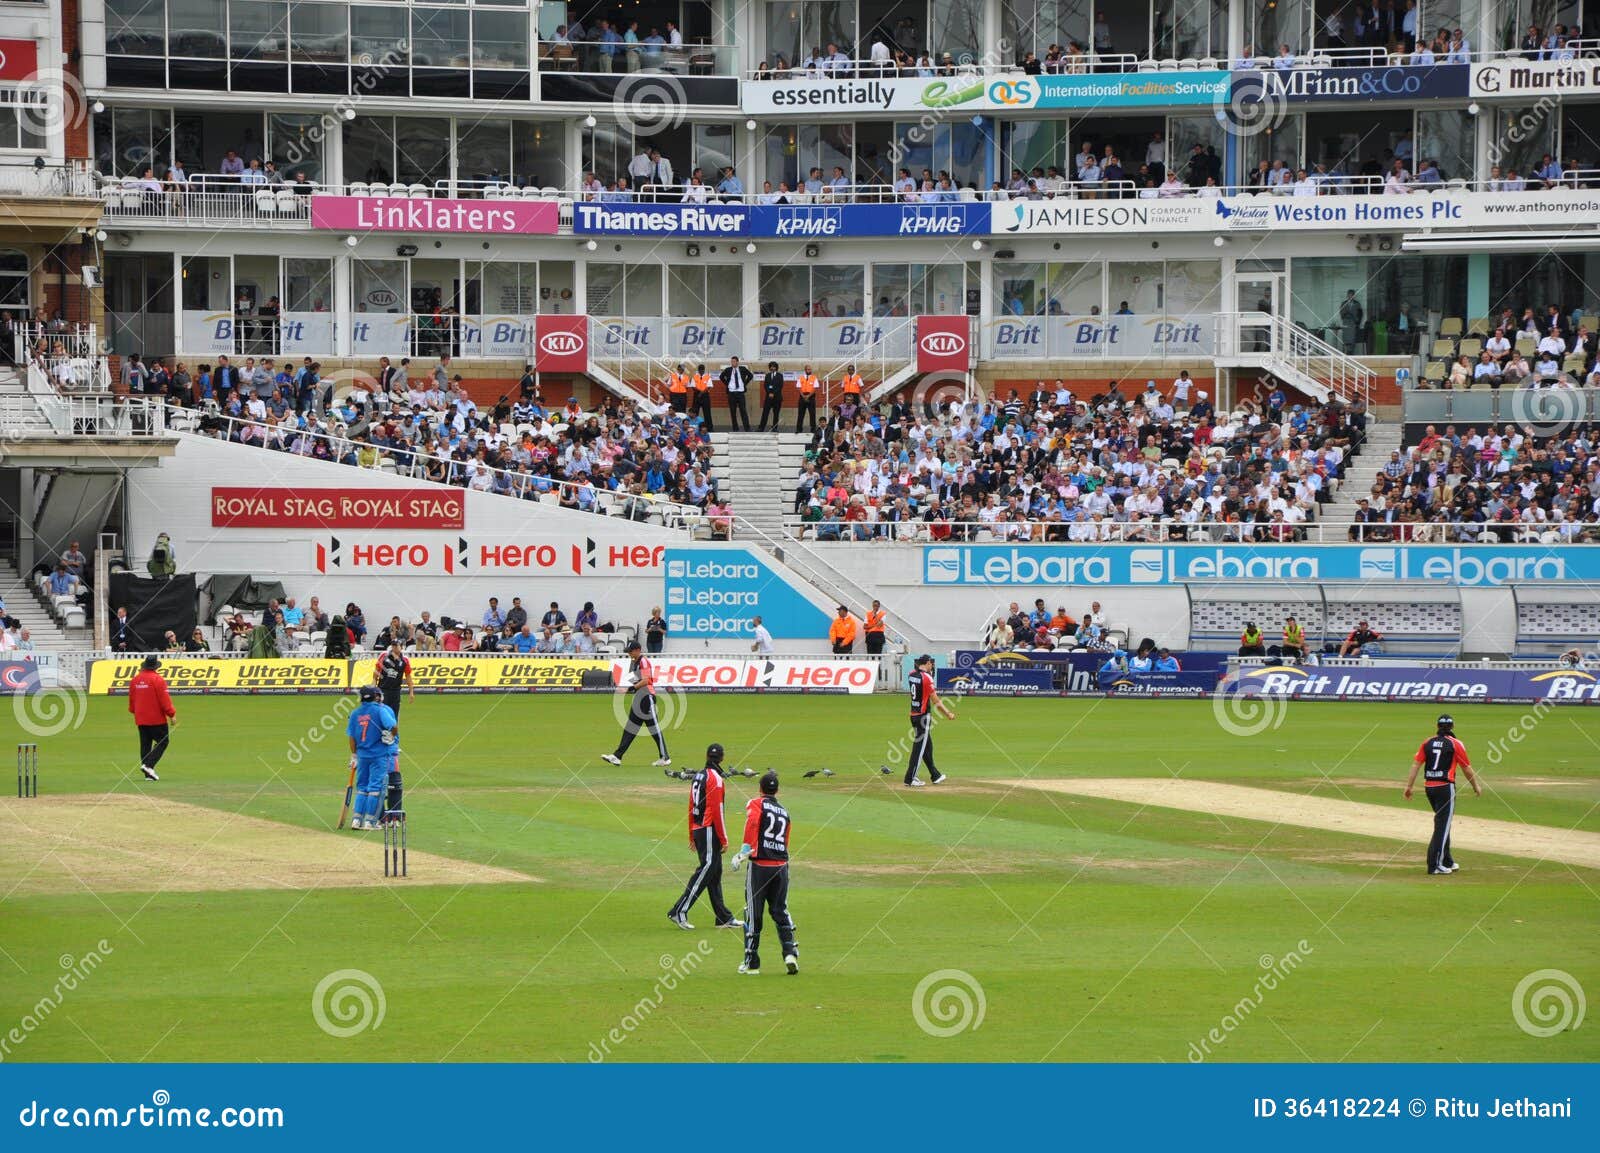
921, 544, 1600, 587
750, 202, 988, 237
1232, 63, 1467, 104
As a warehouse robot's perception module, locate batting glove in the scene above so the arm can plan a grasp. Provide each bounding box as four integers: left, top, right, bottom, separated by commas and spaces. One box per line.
729, 849, 750, 872
349, 755, 358, 771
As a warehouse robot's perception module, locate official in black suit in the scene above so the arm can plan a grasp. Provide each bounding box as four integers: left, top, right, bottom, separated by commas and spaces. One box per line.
719, 356, 753, 431
757, 361, 785, 431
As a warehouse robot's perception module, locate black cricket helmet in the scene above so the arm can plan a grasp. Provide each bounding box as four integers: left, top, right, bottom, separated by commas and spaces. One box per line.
1437, 713, 1455, 732
706, 742, 725, 766
760, 769, 779, 795
359, 684, 381, 702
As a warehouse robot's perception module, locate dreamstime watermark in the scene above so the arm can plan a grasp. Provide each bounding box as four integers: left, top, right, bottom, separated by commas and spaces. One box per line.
910, 370, 977, 416
311, 969, 386, 1038
0, 940, 114, 1062
912, 969, 986, 1037
1210, 684, 1288, 737
612, 74, 690, 138
610, 684, 691, 735
1486, 95, 1560, 168
1213, 72, 1287, 141
15, 67, 89, 140
1187, 941, 1314, 1062
587, 940, 714, 1061
1512, 968, 1585, 1037
275, 49, 408, 175
13, 686, 90, 739
284, 692, 358, 766
1514, 388, 1588, 438
886, 41, 1013, 172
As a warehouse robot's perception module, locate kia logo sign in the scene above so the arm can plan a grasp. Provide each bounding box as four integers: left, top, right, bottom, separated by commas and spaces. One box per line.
539, 332, 584, 355
366, 289, 398, 308
919, 332, 965, 356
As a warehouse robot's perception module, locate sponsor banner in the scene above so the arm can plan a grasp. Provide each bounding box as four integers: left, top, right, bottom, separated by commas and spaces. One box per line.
663, 547, 835, 639
618, 656, 877, 694
951, 650, 1231, 676
278, 312, 334, 356
212, 487, 465, 530
87, 658, 350, 694
748, 203, 988, 238
1226, 664, 1600, 704
1471, 58, 1600, 98
1095, 668, 1217, 696
0, 660, 41, 695
949, 649, 1226, 694
915, 315, 970, 373
593, 317, 744, 360
991, 189, 1600, 236
310, 195, 559, 235
313, 536, 663, 575
180, 311, 235, 356
461, 316, 533, 359
754, 318, 911, 360
1233, 63, 1467, 104
0, 38, 40, 82
351, 655, 609, 692
534, 314, 587, 372
986, 314, 1212, 359
922, 544, 1600, 587
349, 314, 411, 356
741, 71, 1228, 114
572, 202, 749, 236
936, 666, 1054, 695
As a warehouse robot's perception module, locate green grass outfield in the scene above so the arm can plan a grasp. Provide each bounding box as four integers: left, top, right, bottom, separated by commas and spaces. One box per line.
3, 693, 1596, 1063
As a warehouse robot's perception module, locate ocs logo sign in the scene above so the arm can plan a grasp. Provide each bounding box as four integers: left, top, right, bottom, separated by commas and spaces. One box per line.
987, 79, 1035, 106
538, 331, 584, 355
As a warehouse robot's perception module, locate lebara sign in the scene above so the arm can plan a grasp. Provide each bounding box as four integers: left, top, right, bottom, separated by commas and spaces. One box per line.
662, 547, 833, 640
920, 545, 1600, 587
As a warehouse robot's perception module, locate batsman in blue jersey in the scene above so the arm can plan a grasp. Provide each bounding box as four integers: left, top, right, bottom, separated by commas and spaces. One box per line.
346, 685, 400, 830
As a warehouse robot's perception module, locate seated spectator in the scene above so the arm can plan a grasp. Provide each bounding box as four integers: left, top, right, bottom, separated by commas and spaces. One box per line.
1238, 621, 1267, 657
1339, 620, 1384, 657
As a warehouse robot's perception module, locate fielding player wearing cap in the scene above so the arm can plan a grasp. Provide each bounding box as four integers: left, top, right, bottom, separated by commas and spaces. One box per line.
603, 640, 671, 766
1404, 713, 1482, 874
667, 743, 744, 931
905, 654, 956, 787
128, 655, 175, 781
730, 770, 798, 975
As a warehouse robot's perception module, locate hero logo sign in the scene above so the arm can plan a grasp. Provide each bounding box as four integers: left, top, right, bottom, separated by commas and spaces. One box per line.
316, 536, 432, 573
314, 535, 664, 574
534, 315, 589, 372
915, 315, 970, 373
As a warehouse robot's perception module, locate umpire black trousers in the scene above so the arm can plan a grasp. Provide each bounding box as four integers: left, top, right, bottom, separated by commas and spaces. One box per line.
757, 397, 782, 431
138, 724, 170, 771
670, 826, 735, 924
1425, 783, 1456, 872
726, 392, 751, 431
614, 693, 668, 760
905, 713, 939, 784
743, 862, 797, 971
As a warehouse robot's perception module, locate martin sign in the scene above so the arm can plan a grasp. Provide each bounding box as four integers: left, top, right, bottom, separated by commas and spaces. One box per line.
1472, 59, 1600, 97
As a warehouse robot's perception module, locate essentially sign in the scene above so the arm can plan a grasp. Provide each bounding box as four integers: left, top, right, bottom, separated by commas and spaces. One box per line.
1233, 63, 1467, 104
351, 655, 610, 691
310, 195, 560, 235
212, 488, 465, 530
741, 71, 1228, 114
1225, 664, 1600, 704
748, 203, 989, 237
619, 656, 878, 694
534, 315, 588, 373
915, 315, 970, 373
662, 547, 834, 640
87, 659, 350, 694
920, 544, 1600, 587
1471, 58, 1600, 98
573, 202, 749, 236
0, 38, 40, 82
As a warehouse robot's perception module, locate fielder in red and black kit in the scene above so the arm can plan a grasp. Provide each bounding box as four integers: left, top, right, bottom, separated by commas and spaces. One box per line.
603, 640, 671, 766
666, 744, 743, 931
730, 770, 799, 975
374, 642, 414, 717
905, 653, 956, 787
1404, 714, 1482, 875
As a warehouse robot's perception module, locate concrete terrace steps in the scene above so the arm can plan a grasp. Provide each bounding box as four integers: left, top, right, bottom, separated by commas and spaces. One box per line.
709, 431, 812, 539
0, 560, 74, 652
1326, 422, 1404, 519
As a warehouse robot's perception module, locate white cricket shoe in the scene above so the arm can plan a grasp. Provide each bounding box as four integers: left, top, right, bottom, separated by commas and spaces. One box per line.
668, 912, 694, 930
141, 765, 160, 781
653, 757, 673, 767
906, 778, 926, 788
930, 772, 948, 785
784, 955, 799, 975
738, 963, 760, 975
600, 753, 621, 766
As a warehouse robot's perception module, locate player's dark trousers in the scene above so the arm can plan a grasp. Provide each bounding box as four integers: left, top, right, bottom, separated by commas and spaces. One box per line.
794, 397, 816, 433
905, 713, 938, 784
671, 826, 734, 924
726, 392, 751, 431
615, 693, 668, 759
382, 689, 402, 718
743, 863, 797, 970
138, 724, 170, 771
865, 631, 885, 655
757, 398, 782, 431
1426, 782, 1455, 872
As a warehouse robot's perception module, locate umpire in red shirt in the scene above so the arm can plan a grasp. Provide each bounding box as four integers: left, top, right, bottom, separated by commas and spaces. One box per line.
1404, 714, 1482, 874
730, 770, 798, 975
667, 743, 743, 931
128, 655, 175, 781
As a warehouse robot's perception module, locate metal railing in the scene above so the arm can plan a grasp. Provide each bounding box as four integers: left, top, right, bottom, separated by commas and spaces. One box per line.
783, 518, 1600, 544
1214, 311, 1376, 406
538, 39, 736, 76
1401, 386, 1600, 425
5, 372, 167, 438
0, 160, 97, 199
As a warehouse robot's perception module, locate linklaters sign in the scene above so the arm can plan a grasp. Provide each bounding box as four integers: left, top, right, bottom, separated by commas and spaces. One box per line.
1472, 59, 1600, 97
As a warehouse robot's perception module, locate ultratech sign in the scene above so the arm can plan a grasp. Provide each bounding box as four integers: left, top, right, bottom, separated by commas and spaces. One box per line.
314, 536, 663, 575
88, 658, 350, 694
212, 487, 464, 530
1472, 59, 1600, 97
618, 657, 877, 694
351, 655, 609, 691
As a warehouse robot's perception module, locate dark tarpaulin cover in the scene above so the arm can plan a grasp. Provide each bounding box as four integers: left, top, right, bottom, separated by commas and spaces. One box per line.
202, 574, 289, 612
109, 573, 198, 651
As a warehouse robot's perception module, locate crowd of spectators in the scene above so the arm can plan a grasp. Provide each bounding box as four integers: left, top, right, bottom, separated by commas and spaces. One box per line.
1420, 302, 1598, 390
792, 376, 1365, 542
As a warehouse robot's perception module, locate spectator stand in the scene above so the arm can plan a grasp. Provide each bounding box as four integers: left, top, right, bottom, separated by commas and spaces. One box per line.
1513, 587, 1600, 659
1322, 585, 1463, 659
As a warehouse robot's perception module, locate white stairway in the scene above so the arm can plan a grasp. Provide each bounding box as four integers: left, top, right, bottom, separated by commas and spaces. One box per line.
0, 366, 55, 434
709, 431, 811, 540
0, 559, 73, 651
1324, 421, 1404, 522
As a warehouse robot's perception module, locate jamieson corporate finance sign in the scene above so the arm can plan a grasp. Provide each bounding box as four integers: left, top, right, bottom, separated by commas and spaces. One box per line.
920, 544, 1600, 587
743, 72, 1228, 114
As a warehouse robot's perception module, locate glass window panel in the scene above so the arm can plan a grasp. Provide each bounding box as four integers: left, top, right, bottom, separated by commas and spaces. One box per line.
669, 268, 708, 317
1168, 115, 1225, 186
694, 124, 734, 180
291, 1, 349, 63
170, 0, 227, 58
947, 122, 983, 188
107, 0, 165, 57
539, 261, 574, 313
473, 262, 539, 314
109, 108, 165, 179
1417, 109, 1475, 183
345, 116, 397, 184
1249, 0, 1311, 54
931, 0, 982, 62
1107, 261, 1163, 313
872, 265, 910, 316
352, 5, 410, 68
1007, 120, 1065, 183
512, 120, 564, 187
1243, 114, 1302, 182
353, 259, 407, 314
413, 7, 472, 69
995, 261, 1046, 316
270, 114, 326, 181
1046, 262, 1103, 314
624, 266, 663, 317
472, 10, 529, 69
759, 265, 809, 317
916, 264, 965, 315
704, 266, 742, 318
182, 255, 232, 311
814, 264, 863, 316
392, 117, 450, 186
588, 264, 625, 314
232, 0, 290, 62
763, 125, 799, 190
1163, 260, 1220, 316
283, 258, 332, 312
1001, 0, 1092, 55
1490, 104, 1557, 178
457, 119, 512, 184
765, 2, 803, 68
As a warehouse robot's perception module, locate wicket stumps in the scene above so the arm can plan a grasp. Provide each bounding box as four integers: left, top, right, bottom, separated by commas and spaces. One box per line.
382, 810, 407, 877
16, 743, 37, 798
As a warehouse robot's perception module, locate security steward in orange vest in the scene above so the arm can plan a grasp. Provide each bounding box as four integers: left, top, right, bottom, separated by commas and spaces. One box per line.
758, 360, 785, 431
666, 363, 690, 412
840, 364, 864, 401
863, 599, 887, 655
794, 363, 819, 434
828, 605, 857, 654
690, 363, 714, 430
